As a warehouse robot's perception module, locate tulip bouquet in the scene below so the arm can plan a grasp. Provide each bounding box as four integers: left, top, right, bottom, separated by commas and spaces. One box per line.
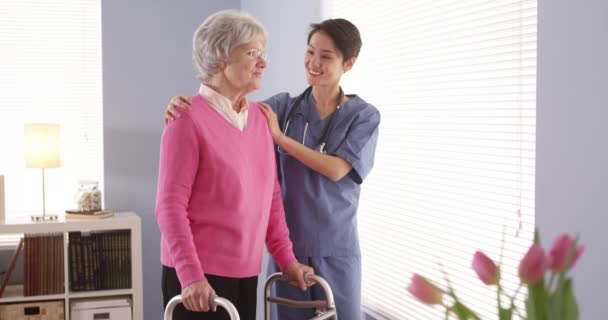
407, 232, 584, 320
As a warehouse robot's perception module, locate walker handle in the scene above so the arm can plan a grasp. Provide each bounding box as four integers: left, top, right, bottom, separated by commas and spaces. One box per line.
264, 272, 337, 319
279, 272, 316, 285
164, 294, 240, 320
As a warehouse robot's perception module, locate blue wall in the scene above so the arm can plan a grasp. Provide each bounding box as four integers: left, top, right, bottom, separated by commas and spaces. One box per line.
536, 0, 608, 319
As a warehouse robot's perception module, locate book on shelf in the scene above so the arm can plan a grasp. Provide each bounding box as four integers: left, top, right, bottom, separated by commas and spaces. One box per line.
65, 210, 114, 220
23, 233, 64, 296
69, 230, 131, 292
0, 238, 24, 297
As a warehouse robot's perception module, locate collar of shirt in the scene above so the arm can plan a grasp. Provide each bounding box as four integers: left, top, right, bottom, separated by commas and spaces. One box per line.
198, 84, 249, 131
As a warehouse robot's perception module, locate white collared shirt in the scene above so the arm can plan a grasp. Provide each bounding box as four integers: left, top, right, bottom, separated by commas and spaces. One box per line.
198, 84, 249, 131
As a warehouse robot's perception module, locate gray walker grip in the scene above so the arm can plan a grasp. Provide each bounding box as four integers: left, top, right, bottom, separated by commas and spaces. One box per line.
264, 272, 338, 320
164, 294, 240, 320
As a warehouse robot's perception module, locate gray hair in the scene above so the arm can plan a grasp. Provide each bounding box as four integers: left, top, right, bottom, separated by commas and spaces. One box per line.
192, 10, 267, 83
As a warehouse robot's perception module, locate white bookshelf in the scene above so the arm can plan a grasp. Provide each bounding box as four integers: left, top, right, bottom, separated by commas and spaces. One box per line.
0, 211, 143, 320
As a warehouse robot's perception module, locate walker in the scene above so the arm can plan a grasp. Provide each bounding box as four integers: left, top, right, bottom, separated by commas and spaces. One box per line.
164, 272, 337, 320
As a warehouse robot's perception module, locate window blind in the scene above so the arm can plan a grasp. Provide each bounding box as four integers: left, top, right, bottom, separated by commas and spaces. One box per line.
0, 0, 102, 233
321, 0, 536, 318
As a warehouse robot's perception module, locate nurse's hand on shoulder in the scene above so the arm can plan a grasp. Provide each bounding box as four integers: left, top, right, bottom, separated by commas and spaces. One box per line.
181, 280, 217, 312
283, 261, 316, 291
164, 95, 192, 122
259, 102, 283, 142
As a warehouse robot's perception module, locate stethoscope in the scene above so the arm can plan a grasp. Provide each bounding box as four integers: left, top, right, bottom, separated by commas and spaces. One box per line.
277, 86, 344, 155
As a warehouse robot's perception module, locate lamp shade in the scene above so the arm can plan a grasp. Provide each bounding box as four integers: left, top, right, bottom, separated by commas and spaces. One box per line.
24, 123, 60, 168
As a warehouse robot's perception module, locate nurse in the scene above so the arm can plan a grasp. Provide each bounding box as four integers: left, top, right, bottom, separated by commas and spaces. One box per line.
165, 18, 380, 320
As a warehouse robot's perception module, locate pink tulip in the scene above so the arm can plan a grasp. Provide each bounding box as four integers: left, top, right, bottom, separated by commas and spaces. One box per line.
518, 244, 549, 284
549, 234, 585, 272
407, 274, 443, 305
472, 251, 499, 285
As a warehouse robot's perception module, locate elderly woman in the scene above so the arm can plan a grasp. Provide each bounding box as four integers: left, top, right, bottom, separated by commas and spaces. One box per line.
155, 10, 313, 320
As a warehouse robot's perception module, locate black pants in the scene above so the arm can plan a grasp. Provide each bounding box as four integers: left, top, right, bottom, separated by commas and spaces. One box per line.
162, 266, 257, 320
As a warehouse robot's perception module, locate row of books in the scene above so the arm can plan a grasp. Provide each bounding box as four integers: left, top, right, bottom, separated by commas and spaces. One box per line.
69, 230, 132, 291
24, 234, 65, 296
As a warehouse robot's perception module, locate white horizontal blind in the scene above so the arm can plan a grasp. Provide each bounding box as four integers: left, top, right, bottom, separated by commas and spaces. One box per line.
322, 0, 536, 319
0, 1, 103, 230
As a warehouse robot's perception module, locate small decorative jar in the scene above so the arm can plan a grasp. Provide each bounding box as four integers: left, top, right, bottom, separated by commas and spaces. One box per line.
75, 180, 102, 212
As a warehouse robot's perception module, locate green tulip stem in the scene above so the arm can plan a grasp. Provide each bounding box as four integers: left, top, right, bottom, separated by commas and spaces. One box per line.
497, 281, 503, 310
496, 267, 504, 313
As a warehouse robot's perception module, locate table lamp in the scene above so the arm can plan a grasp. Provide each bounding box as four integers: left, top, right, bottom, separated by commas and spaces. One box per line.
24, 123, 60, 221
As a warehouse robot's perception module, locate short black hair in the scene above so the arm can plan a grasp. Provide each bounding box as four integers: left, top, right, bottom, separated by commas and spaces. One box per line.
307, 18, 362, 61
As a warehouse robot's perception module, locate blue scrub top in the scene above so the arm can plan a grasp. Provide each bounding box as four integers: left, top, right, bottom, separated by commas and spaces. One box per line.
264, 91, 380, 257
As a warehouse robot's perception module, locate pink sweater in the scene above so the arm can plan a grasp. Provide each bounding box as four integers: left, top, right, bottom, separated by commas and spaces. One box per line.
156, 95, 296, 288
